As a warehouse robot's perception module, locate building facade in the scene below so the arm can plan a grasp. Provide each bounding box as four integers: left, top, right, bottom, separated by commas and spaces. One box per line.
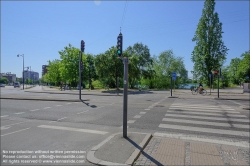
23, 71, 39, 81
0, 72, 17, 83
42, 65, 49, 76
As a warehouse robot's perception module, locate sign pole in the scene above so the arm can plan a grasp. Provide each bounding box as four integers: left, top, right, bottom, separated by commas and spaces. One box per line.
210, 75, 211, 95
123, 57, 128, 138
170, 76, 172, 97
79, 51, 82, 100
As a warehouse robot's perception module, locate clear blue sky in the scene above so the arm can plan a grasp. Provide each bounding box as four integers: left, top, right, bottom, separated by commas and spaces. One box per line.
1, 0, 249, 78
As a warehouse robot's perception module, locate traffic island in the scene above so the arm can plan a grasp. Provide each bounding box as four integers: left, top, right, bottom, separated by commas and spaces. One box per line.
87, 132, 152, 166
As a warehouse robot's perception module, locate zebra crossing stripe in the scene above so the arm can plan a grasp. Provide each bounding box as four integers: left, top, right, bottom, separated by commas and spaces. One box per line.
170, 106, 234, 110
169, 108, 239, 114
167, 110, 246, 118
158, 124, 249, 137
164, 114, 249, 123
171, 104, 219, 108
162, 118, 249, 129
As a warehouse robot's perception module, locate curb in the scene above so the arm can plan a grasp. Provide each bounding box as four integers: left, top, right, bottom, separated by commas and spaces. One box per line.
86, 132, 152, 166
0, 97, 89, 102
239, 105, 250, 110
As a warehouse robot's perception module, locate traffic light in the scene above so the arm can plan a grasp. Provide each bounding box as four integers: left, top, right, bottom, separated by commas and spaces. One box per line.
81, 40, 85, 52
117, 32, 123, 57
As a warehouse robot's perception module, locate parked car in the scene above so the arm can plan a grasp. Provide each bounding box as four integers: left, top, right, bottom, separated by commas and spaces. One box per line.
14, 82, 20, 88
0, 84, 5, 87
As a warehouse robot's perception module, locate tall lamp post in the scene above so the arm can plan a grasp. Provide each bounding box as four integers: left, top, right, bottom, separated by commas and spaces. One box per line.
17, 54, 24, 90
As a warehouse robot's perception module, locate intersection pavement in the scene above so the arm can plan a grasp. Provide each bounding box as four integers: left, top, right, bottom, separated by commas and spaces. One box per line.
1, 85, 249, 165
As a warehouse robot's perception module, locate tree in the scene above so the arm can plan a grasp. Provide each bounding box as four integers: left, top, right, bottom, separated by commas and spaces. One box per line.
152, 50, 188, 89
59, 44, 81, 87
228, 58, 241, 84
45, 59, 61, 86
191, 0, 228, 85
86, 54, 97, 89
94, 46, 123, 88
237, 51, 250, 83
126, 43, 153, 88
0, 77, 9, 84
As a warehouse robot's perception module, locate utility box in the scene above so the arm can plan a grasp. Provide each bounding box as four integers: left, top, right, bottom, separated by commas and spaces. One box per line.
243, 83, 250, 93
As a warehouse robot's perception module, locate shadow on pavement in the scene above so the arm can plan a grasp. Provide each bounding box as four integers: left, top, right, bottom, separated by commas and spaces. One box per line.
125, 137, 164, 166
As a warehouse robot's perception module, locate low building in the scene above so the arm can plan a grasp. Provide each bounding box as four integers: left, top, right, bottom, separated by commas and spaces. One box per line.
0, 72, 16, 83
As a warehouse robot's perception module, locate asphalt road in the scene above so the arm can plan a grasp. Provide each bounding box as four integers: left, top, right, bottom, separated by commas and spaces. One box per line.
1, 87, 249, 165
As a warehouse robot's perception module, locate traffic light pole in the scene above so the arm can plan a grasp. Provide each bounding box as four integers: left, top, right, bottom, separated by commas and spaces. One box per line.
122, 57, 128, 138
170, 76, 172, 97
79, 51, 82, 100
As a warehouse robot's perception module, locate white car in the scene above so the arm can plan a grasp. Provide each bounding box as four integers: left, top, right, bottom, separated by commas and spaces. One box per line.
0, 84, 5, 87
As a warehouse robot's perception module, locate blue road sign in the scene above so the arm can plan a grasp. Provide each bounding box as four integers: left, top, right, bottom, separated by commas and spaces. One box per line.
246, 76, 249, 79
209, 74, 212, 78
172, 72, 176, 80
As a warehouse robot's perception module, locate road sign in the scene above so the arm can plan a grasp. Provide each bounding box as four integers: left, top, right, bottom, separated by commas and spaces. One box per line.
172, 72, 176, 81
246, 76, 249, 79
213, 70, 218, 75
209, 74, 212, 78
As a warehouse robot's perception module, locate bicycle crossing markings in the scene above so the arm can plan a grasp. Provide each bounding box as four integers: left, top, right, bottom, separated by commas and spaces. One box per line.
162, 118, 249, 129
169, 108, 240, 114
158, 124, 249, 137
164, 114, 249, 123
167, 110, 246, 118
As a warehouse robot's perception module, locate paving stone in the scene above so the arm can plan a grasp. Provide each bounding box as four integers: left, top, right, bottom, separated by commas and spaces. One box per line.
190, 152, 225, 165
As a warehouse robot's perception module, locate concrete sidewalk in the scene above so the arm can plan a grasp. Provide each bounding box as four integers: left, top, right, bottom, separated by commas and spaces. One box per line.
87, 132, 249, 166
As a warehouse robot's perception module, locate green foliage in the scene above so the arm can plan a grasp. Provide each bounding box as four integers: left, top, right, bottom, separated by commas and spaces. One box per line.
191, 0, 228, 85
94, 46, 123, 88
150, 50, 188, 89
0, 77, 9, 84
45, 59, 61, 85
237, 51, 250, 83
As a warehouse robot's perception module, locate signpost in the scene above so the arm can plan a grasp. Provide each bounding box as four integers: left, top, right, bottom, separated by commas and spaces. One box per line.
172, 72, 176, 92
79, 40, 85, 100
209, 74, 212, 95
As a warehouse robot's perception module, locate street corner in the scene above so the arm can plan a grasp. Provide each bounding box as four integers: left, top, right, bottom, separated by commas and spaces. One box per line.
86, 132, 152, 166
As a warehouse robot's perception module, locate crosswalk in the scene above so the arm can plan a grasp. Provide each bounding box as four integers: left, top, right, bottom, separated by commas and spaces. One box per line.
159, 100, 250, 139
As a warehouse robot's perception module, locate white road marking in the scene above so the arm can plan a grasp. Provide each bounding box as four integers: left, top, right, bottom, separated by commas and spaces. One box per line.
165, 114, 249, 123
57, 117, 67, 121
167, 110, 246, 117
120, 125, 129, 128
144, 109, 150, 110
66, 103, 72, 105
139, 112, 146, 114
0, 126, 11, 130
1, 120, 31, 128
43, 107, 51, 110
133, 115, 142, 118
77, 110, 89, 114
229, 100, 243, 106
97, 106, 105, 109
38, 125, 108, 135
148, 106, 153, 108
1, 128, 31, 137
170, 108, 239, 114
169, 107, 235, 112
171, 104, 219, 108
128, 120, 136, 123
56, 105, 62, 107
14, 112, 25, 115
29, 109, 39, 112
1, 115, 9, 118
154, 132, 249, 148
158, 124, 249, 137
170, 106, 226, 110
162, 118, 249, 129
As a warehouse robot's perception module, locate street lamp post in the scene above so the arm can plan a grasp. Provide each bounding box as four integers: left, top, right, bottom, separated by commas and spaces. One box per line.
17, 54, 24, 90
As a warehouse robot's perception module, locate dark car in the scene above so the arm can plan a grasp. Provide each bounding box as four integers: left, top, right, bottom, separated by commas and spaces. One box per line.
14, 82, 20, 88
